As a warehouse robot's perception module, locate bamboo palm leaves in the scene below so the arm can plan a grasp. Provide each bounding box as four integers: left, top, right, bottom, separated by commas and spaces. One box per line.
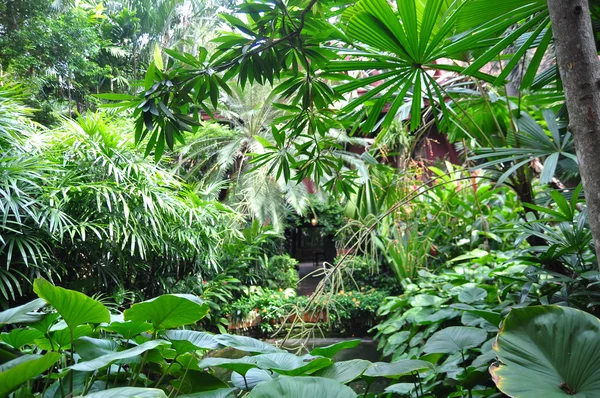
331, 0, 549, 132
0, 90, 237, 299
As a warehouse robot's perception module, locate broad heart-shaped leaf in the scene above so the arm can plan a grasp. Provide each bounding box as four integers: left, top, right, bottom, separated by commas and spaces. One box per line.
71, 339, 170, 371
458, 286, 488, 304
170, 369, 229, 395
423, 326, 488, 354
124, 294, 209, 330
1, 328, 43, 348
103, 320, 153, 338
310, 339, 361, 358
0, 352, 61, 396
232, 369, 275, 390
315, 359, 373, 383
491, 306, 600, 397
179, 388, 236, 398
73, 336, 119, 360
78, 387, 168, 397
33, 278, 109, 330
247, 376, 357, 398
30, 312, 60, 333
463, 310, 502, 328
0, 298, 46, 325
385, 383, 415, 395
51, 324, 93, 349
198, 356, 260, 376
0, 354, 41, 372
34, 324, 93, 351
214, 334, 284, 354
164, 330, 221, 354
254, 353, 332, 376
409, 294, 446, 307
363, 360, 434, 378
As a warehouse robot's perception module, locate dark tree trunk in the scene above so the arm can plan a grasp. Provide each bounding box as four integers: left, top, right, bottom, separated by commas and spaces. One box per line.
547, 0, 600, 266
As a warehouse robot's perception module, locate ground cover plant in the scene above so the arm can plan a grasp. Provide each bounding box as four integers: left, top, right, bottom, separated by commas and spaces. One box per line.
2, 279, 600, 397
0, 278, 436, 397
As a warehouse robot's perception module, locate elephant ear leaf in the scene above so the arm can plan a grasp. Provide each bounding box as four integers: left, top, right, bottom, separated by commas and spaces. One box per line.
81, 387, 168, 397
422, 326, 487, 354
0, 353, 61, 396
0, 298, 46, 325
124, 294, 209, 330
491, 305, 600, 396
33, 278, 109, 330
247, 376, 357, 398
310, 339, 361, 358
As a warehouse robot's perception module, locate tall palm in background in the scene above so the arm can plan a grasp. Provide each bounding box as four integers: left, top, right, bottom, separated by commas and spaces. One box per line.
177, 83, 372, 231
113, 0, 235, 61
176, 84, 311, 231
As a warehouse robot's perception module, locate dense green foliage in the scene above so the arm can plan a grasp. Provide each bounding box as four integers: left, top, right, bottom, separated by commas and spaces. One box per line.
2, 278, 600, 398
0, 89, 241, 302
0, 279, 434, 397
3, 0, 600, 396
227, 288, 387, 335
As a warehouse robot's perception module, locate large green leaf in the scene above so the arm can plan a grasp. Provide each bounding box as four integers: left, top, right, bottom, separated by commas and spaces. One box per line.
33, 278, 109, 330
179, 388, 236, 398
124, 294, 209, 330
170, 369, 230, 395
363, 360, 434, 378
71, 340, 170, 371
29, 312, 60, 334
79, 387, 168, 397
164, 330, 221, 354
198, 357, 260, 376
315, 359, 373, 383
384, 383, 415, 395
103, 320, 153, 338
491, 306, 600, 397
422, 326, 488, 354
247, 376, 357, 398
73, 336, 119, 360
43, 324, 93, 350
463, 309, 502, 328
310, 339, 361, 358
0, 352, 61, 396
213, 334, 284, 354
0, 354, 41, 372
1, 328, 43, 348
254, 353, 332, 376
231, 369, 275, 390
0, 298, 46, 325
458, 286, 488, 304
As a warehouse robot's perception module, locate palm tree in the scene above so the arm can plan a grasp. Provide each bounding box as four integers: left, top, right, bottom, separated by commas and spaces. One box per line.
176, 83, 371, 231
175, 84, 305, 231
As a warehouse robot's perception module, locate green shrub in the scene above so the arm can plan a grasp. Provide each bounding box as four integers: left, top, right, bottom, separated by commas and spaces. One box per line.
372, 255, 532, 396
339, 255, 401, 295
226, 287, 387, 335
263, 255, 299, 290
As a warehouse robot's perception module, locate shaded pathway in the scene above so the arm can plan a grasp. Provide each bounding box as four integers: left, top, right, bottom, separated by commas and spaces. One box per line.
297, 261, 325, 296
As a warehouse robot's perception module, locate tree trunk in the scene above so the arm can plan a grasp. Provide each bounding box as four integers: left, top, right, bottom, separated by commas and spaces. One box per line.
547, 0, 600, 266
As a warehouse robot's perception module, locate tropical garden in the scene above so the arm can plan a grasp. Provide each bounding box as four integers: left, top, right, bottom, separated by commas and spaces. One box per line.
1, 0, 600, 397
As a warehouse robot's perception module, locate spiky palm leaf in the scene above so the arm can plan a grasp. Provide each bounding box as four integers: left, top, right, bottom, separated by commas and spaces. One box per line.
470, 110, 576, 186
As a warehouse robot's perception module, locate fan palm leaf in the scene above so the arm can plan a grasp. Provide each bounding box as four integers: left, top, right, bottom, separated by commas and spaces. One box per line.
328, 0, 549, 133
